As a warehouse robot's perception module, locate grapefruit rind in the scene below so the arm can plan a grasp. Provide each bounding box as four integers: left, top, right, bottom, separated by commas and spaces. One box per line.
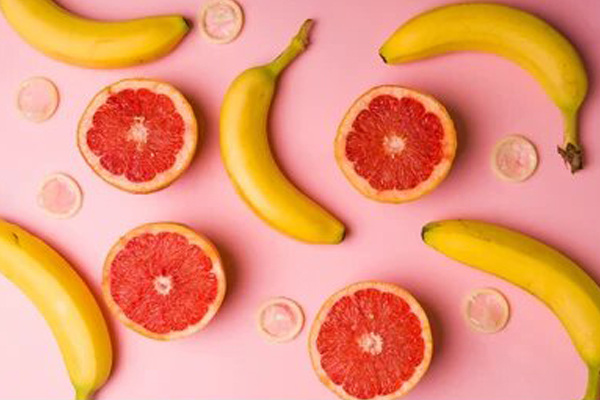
198, 0, 244, 44
102, 222, 226, 340
491, 135, 538, 183
37, 173, 83, 219
335, 86, 457, 203
77, 79, 198, 194
309, 281, 433, 400
256, 297, 305, 343
462, 288, 510, 334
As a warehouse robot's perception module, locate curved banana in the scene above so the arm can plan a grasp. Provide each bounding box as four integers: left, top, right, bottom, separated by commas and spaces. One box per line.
0, 0, 189, 68
422, 219, 600, 400
0, 219, 112, 400
379, 3, 588, 173
220, 20, 345, 244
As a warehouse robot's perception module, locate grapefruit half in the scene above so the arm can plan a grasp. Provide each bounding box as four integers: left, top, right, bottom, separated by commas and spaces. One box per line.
102, 223, 226, 340
335, 86, 456, 203
78, 79, 198, 194
309, 281, 433, 400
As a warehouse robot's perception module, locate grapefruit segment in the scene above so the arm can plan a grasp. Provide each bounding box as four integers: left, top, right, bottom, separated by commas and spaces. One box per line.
336, 86, 456, 203
102, 223, 226, 340
492, 135, 538, 182
463, 288, 510, 333
257, 297, 304, 343
17, 77, 59, 122
309, 281, 433, 400
78, 79, 198, 193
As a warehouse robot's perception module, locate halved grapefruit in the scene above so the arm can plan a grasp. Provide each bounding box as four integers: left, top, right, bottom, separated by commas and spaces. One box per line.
78, 79, 198, 194
102, 223, 226, 340
309, 281, 433, 400
335, 86, 456, 203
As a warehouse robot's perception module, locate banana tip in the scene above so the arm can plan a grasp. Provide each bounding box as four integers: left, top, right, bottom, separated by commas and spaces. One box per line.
421, 224, 432, 242
379, 52, 388, 64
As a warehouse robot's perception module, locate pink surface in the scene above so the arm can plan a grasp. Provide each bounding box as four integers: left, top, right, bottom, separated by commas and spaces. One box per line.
0, 0, 599, 399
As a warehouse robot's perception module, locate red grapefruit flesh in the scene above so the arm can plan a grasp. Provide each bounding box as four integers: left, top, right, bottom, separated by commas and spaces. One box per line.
102, 223, 226, 340
336, 86, 457, 203
492, 135, 538, 182
37, 173, 83, 219
462, 288, 510, 334
78, 79, 198, 194
257, 297, 304, 343
309, 281, 433, 400
17, 77, 59, 122
199, 0, 244, 44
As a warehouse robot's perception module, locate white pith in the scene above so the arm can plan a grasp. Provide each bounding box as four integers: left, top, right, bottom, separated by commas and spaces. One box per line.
153, 276, 173, 296
358, 332, 384, 355
383, 135, 406, 156
128, 116, 149, 149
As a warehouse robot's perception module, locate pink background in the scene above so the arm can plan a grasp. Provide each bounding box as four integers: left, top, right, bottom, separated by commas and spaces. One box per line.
1, 0, 599, 399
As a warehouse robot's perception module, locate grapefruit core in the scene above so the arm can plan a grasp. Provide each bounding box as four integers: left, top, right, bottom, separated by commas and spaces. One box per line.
102, 223, 226, 340
309, 281, 433, 400
335, 86, 457, 203
78, 79, 198, 194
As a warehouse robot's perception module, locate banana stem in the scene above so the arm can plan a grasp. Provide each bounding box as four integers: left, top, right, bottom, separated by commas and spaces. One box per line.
557, 109, 583, 173
583, 366, 600, 400
75, 388, 92, 400
267, 19, 313, 76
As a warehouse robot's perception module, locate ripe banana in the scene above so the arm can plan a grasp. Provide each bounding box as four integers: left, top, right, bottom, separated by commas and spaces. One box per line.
0, 219, 112, 400
0, 0, 189, 68
422, 219, 600, 400
220, 20, 345, 244
379, 3, 588, 173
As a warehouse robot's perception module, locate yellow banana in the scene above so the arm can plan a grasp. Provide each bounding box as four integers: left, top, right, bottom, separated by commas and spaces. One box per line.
0, 0, 189, 68
220, 20, 345, 244
422, 219, 600, 400
0, 219, 112, 400
379, 3, 588, 173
